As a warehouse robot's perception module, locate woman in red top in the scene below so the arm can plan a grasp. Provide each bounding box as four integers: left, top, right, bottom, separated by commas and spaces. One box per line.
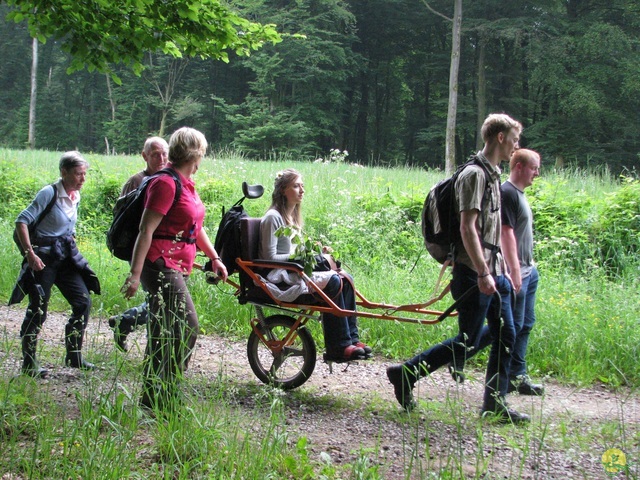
122, 127, 228, 410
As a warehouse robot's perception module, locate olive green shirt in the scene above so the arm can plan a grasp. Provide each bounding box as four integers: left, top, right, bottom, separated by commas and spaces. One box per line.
453, 152, 504, 275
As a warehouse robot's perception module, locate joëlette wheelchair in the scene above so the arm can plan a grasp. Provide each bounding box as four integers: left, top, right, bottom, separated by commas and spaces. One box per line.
202, 182, 457, 390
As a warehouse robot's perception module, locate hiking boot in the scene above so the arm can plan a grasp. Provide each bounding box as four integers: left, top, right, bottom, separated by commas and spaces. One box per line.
65, 355, 96, 370
447, 363, 465, 383
386, 365, 416, 411
22, 364, 49, 378
64, 324, 96, 371
508, 375, 544, 396
114, 330, 128, 353
481, 396, 530, 425
109, 315, 129, 352
21, 335, 48, 379
480, 405, 530, 425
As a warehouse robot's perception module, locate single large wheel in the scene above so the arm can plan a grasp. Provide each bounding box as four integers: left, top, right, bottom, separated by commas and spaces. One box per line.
247, 314, 316, 390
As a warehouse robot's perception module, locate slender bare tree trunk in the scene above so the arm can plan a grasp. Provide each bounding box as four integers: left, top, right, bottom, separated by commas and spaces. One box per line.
28, 38, 38, 150
444, 0, 462, 175
104, 74, 117, 154
159, 110, 168, 138
106, 74, 116, 122
146, 57, 189, 138
476, 33, 487, 151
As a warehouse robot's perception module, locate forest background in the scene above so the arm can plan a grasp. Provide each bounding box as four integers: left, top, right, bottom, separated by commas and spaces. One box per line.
1, 1, 640, 475
1, 0, 639, 173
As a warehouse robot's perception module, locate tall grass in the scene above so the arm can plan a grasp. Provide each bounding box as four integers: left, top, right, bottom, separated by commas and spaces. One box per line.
1, 147, 638, 386
1, 368, 374, 479
1, 148, 639, 478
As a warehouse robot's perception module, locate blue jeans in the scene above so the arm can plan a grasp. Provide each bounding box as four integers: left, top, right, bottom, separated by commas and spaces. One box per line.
404, 264, 515, 409
510, 267, 539, 378
321, 273, 359, 353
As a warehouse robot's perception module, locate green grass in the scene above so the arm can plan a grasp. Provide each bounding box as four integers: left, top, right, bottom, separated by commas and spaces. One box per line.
1, 147, 639, 385
1, 147, 639, 478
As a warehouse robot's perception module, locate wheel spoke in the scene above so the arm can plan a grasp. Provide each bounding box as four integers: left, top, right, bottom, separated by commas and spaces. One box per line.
282, 346, 304, 357
270, 354, 285, 373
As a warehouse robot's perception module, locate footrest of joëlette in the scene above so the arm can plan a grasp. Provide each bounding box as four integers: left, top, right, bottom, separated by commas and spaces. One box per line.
322, 352, 372, 374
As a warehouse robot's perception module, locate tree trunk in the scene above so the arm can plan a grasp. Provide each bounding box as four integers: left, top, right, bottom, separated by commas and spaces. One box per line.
106, 74, 116, 122
475, 32, 486, 151
28, 37, 38, 150
146, 57, 189, 139
444, 0, 462, 175
354, 72, 369, 164
159, 110, 167, 138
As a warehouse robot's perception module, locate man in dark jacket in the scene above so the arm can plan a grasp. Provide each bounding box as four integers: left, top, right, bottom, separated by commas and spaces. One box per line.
108, 137, 168, 352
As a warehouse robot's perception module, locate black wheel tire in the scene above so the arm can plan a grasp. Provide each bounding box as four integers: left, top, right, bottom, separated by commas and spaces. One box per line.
247, 314, 316, 390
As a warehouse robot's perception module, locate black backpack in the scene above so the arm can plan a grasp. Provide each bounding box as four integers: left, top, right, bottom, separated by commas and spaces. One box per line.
213, 203, 248, 275
14, 184, 57, 255
106, 168, 182, 261
421, 155, 496, 264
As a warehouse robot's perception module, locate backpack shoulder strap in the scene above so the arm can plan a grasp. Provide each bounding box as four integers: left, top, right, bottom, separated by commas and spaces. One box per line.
149, 168, 196, 244
154, 168, 182, 205
470, 155, 500, 255
471, 155, 493, 184
33, 184, 58, 229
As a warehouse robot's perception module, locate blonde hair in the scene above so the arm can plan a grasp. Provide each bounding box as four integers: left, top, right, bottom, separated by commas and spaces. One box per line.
481, 113, 523, 143
168, 127, 207, 167
269, 168, 303, 228
509, 148, 540, 170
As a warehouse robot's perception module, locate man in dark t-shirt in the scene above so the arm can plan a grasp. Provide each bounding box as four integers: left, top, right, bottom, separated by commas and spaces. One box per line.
501, 148, 544, 396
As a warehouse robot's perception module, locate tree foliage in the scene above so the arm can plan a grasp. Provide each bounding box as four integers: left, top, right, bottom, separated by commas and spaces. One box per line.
0, 0, 639, 172
5, 0, 281, 81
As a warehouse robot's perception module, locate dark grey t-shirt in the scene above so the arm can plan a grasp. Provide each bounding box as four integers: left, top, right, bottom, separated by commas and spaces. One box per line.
501, 180, 534, 277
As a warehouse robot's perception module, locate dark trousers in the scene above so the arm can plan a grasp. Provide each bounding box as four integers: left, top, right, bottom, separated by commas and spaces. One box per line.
321, 273, 359, 352
114, 302, 148, 334
140, 258, 198, 408
404, 263, 515, 409
20, 254, 91, 341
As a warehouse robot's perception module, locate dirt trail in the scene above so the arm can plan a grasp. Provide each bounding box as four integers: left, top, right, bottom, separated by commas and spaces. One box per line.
1, 304, 637, 479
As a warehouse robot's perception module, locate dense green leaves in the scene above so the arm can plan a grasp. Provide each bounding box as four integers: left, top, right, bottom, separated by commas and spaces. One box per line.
5, 0, 281, 81
0, 0, 639, 171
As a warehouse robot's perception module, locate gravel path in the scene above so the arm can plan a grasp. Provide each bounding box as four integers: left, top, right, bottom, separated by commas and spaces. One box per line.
1, 304, 637, 479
